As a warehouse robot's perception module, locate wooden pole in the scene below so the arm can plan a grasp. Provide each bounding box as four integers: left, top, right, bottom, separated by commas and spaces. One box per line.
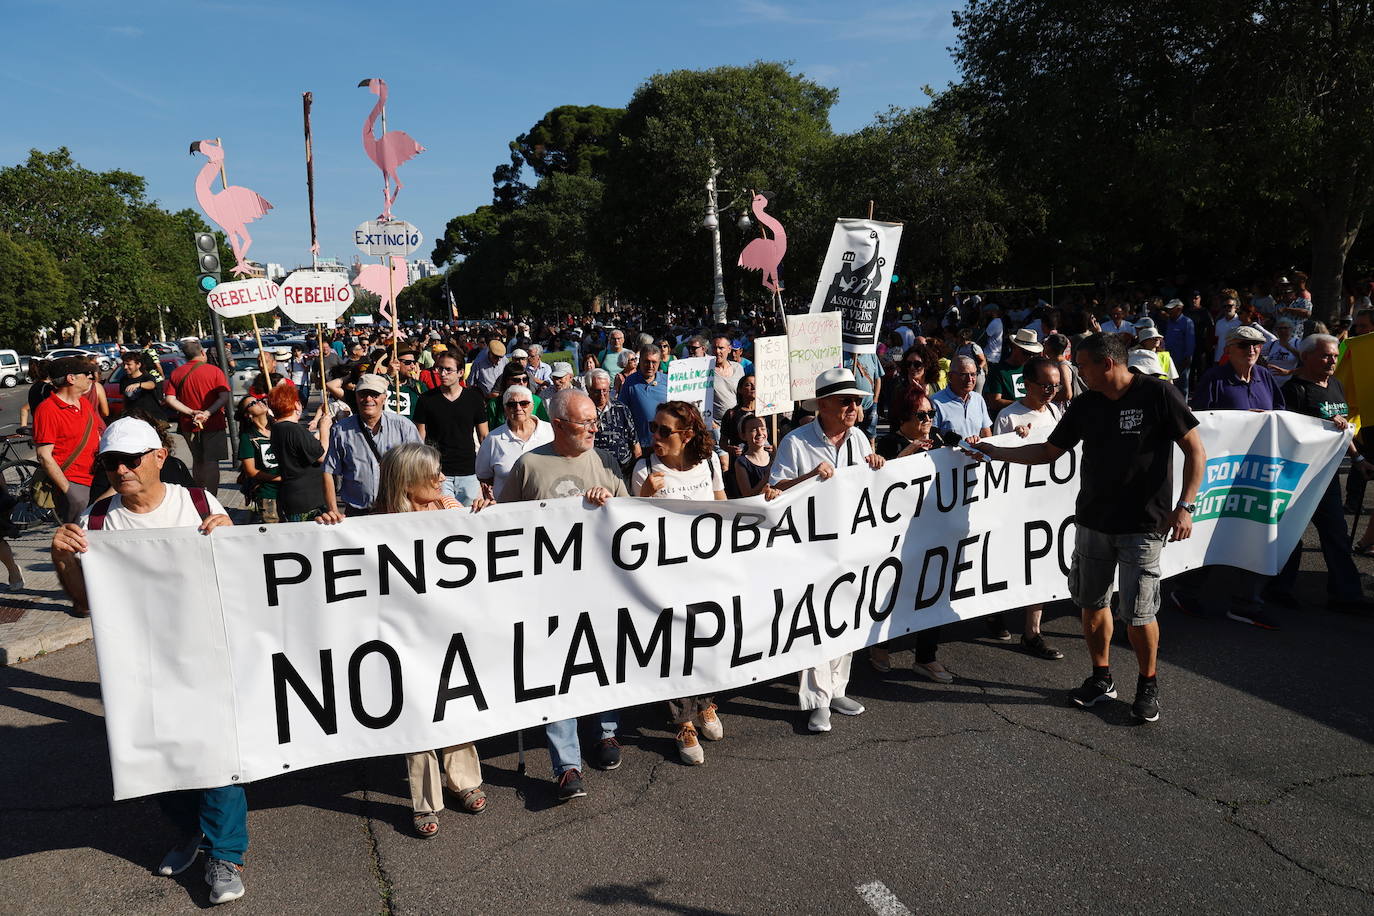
316, 323, 328, 413
867, 200, 875, 220
385, 256, 400, 407
302, 92, 319, 269
216, 137, 228, 191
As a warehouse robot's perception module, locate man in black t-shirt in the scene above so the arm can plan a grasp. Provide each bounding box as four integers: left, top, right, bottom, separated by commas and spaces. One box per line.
973, 334, 1205, 723
413, 350, 488, 505
1271, 334, 1373, 613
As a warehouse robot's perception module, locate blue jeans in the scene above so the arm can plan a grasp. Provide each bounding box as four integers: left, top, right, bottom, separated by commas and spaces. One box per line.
442, 474, 481, 506
1274, 476, 1362, 600
157, 785, 248, 864
546, 710, 619, 776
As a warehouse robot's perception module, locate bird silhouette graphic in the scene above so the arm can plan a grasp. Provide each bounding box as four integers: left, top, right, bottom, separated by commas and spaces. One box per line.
737, 191, 787, 293
189, 139, 272, 276
358, 78, 425, 221
353, 256, 409, 326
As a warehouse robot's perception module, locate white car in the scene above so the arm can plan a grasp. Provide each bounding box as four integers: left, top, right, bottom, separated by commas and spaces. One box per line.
41, 347, 115, 373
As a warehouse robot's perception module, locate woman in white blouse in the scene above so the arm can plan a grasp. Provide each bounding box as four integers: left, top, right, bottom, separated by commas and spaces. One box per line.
475, 385, 553, 499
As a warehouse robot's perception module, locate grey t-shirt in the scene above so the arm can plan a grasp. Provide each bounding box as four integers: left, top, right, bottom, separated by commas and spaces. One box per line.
499, 442, 630, 503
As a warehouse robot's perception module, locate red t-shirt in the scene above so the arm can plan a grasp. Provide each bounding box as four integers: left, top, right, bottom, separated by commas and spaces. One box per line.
33, 393, 102, 486
165, 361, 230, 432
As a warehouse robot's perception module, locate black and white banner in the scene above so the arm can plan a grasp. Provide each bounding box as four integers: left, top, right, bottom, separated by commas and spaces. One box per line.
83, 411, 1346, 799
808, 218, 904, 354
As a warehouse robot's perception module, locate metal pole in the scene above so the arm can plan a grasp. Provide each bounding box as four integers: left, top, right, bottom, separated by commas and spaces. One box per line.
707, 161, 728, 326
209, 309, 239, 447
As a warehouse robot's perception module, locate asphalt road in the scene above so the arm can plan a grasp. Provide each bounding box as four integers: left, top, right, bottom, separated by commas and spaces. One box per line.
1, 563, 1370, 915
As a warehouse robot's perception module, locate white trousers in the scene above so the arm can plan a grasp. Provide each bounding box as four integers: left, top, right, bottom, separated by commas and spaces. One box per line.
797, 653, 852, 709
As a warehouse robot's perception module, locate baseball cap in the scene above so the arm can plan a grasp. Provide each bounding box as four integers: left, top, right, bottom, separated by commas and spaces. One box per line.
550, 362, 574, 378
98, 417, 162, 455
355, 373, 389, 396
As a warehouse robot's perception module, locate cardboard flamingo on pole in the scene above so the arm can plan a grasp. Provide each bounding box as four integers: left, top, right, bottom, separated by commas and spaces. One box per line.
358, 78, 425, 221
353, 256, 409, 327
190, 139, 273, 276
738, 191, 787, 293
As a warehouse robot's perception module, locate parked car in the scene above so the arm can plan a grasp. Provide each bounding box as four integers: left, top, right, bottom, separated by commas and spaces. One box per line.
0, 350, 22, 388
103, 355, 187, 418
18, 355, 33, 381
86, 342, 123, 363
42, 347, 115, 374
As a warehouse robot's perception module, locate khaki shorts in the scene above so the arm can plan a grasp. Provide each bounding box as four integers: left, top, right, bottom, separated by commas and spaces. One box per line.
1068, 526, 1165, 626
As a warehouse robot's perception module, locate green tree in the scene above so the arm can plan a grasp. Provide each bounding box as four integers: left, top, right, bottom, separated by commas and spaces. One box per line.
953, 0, 1374, 319
599, 62, 838, 311
396, 274, 447, 321
0, 230, 75, 349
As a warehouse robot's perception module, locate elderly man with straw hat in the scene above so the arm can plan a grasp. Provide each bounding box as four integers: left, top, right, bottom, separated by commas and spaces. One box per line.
770, 367, 886, 733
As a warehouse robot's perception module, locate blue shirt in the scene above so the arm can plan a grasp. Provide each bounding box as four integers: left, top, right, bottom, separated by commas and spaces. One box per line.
1189, 363, 1285, 412
931, 386, 992, 438
619, 371, 670, 446
1162, 314, 1196, 364
323, 411, 421, 510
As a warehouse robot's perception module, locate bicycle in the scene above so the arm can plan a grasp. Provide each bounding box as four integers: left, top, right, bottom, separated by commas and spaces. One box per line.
0, 430, 55, 530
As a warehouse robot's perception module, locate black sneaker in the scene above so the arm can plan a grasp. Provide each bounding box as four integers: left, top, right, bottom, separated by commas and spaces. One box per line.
1020, 633, 1064, 660
1132, 681, 1160, 722
557, 768, 586, 801
591, 736, 621, 770
1069, 675, 1117, 708
984, 615, 1012, 641
1226, 607, 1280, 630
1263, 589, 1300, 609
1170, 590, 1206, 618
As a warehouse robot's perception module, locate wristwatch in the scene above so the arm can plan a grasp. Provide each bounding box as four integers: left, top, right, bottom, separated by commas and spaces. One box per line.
1176, 501, 1196, 514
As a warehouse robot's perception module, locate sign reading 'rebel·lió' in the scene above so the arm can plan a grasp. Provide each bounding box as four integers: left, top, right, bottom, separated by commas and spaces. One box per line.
278, 270, 356, 325
206, 277, 283, 318
354, 218, 422, 257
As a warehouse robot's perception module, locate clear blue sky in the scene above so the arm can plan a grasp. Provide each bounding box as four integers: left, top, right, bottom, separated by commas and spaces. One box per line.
5, 0, 962, 271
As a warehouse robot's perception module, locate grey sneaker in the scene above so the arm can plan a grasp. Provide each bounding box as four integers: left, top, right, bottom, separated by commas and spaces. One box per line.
205, 857, 245, 904
157, 832, 202, 877
829, 696, 865, 716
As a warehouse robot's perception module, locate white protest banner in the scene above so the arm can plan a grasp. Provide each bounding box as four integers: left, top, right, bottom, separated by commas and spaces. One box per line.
785, 312, 842, 402
205, 277, 282, 319
752, 335, 791, 418
809, 219, 904, 354
354, 218, 423, 257
667, 356, 714, 417
82, 411, 1345, 800
278, 270, 355, 324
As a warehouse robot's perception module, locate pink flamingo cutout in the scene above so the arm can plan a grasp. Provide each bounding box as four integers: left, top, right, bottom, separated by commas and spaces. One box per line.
189, 140, 272, 276
353, 256, 410, 325
358, 78, 425, 221
738, 190, 788, 293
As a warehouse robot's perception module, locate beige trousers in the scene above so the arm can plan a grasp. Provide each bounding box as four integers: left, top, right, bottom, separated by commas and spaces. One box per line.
406, 743, 482, 813
797, 653, 852, 710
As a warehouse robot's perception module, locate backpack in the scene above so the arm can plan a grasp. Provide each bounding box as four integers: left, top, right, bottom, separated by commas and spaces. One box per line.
87, 487, 213, 531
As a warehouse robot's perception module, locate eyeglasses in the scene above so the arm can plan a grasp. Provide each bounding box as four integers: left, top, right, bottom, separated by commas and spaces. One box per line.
558, 417, 599, 431
437, 366, 461, 374
911, 410, 936, 421
357, 391, 383, 400
1037, 381, 1062, 390
650, 422, 686, 438
99, 449, 154, 472
505, 400, 532, 408
1232, 341, 1263, 350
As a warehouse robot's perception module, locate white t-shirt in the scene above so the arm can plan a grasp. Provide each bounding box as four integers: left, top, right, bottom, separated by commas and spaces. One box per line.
475, 418, 555, 494
1101, 319, 1133, 336
982, 317, 1004, 364
1263, 337, 1301, 372
631, 453, 724, 500
1213, 315, 1242, 360
992, 400, 1062, 437
80, 484, 226, 531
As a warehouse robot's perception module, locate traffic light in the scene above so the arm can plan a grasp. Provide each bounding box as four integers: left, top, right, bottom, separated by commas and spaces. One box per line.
193, 232, 221, 292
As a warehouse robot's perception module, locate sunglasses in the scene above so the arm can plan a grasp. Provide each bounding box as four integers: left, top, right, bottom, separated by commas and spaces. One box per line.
99, 449, 154, 472
833, 396, 863, 407
650, 422, 686, 438
911, 410, 936, 421
399, 359, 417, 366
505, 400, 532, 408
437, 366, 461, 374
904, 361, 924, 370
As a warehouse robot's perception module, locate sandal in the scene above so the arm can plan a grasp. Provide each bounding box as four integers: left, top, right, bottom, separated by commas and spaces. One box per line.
413, 812, 439, 839
457, 787, 487, 814
1354, 543, 1374, 557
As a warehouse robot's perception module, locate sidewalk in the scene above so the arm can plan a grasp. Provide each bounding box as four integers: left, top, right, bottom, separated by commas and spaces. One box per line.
0, 452, 244, 666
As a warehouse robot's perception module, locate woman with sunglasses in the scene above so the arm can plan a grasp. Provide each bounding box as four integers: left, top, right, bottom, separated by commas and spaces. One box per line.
374, 442, 490, 836
631, 400, 727, 765
476, 384, 553, 500
235, 393, 280, 523
869, 388, 954, 680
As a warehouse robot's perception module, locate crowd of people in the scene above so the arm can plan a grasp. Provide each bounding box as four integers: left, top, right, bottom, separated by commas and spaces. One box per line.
30, 275, 1374, 904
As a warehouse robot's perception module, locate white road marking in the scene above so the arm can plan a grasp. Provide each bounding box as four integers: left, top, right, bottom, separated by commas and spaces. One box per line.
856, 880, 914, 916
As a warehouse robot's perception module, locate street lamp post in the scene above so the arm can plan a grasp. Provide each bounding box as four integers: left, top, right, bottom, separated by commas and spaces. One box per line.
704, 160, 728, 325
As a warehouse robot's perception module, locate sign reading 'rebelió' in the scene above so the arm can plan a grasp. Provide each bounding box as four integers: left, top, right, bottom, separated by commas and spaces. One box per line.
206, 277, 283, 319
354, 219, 423, 257
278, 270, 355, 325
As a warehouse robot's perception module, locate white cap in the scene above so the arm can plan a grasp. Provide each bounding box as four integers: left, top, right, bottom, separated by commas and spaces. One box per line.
550, 361, 574, 378
510, 348, 529, 358
97, 417, 162, 455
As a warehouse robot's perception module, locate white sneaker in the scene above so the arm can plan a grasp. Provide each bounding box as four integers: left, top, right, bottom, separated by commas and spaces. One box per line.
807, 707, 832, 732
696, 704, 724, 741
676, 723, 705, 765
830, 696, 866, 716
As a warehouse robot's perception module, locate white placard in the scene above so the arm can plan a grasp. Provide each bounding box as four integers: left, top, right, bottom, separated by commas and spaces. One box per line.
667, 356, 714, 417
752, 335, 791, 418
354, 219, 423, 257
206, 278, 282, 318
785, 312, 842, 403
81, 410, 1348, 799
278, 270, 355, 324
808, 219, 904, 354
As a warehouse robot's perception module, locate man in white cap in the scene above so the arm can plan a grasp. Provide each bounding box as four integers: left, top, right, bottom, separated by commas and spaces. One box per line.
323, 373, 421, 517
984, 328, 1043, 418
1132, 321, 1177, 381
49, 417, 246, 903
542, 361, 575, 399
770, 367, 886, 733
